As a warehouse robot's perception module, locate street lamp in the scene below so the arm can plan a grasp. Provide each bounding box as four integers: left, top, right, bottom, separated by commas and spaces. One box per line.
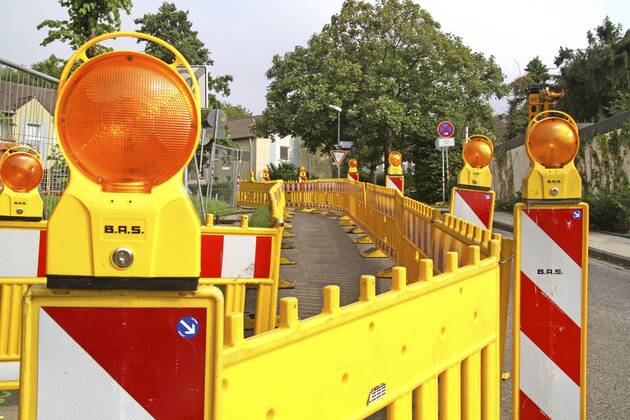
328, 104, 342, 178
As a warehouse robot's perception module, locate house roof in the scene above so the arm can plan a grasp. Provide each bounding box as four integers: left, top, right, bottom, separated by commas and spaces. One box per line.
226, 115, 260, 140
0, 81, 57, 115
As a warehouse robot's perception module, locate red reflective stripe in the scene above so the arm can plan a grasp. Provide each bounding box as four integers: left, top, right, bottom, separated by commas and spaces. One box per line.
521, 273, 581, 385
200, 235, 224, 278
254, 236, 272, 278
524, 208, 583, 266
37, 229, 47, 277
457, 189, 492, 228
45, 307, 206, 419
520, 390, 551, 420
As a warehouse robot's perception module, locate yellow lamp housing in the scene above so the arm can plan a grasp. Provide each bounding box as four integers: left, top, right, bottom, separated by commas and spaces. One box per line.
299, 166, 308, 181
46, 32, 202, 290
0, 145, 44, 221
388, 152, 403, 175
522, 111, 582, 201
457, 135, 493, 190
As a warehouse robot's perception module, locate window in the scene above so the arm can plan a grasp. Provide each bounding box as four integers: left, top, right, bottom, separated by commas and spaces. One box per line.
279, 146, 289, 161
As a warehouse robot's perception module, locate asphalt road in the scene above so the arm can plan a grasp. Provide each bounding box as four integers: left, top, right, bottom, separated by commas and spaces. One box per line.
1, 220, 628, 419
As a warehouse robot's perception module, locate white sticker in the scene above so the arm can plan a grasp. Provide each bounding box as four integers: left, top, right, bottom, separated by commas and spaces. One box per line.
367, 383, 387, 405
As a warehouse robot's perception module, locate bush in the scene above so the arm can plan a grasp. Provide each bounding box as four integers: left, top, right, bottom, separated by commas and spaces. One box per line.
267, 162, 300, 181
585, 186, 630, 233
496, 192, 522, 212
249, 205, 272, 227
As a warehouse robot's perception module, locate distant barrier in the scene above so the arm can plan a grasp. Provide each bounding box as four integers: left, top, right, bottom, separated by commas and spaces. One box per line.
237, 180, 286, 225
284, 179, 499, 276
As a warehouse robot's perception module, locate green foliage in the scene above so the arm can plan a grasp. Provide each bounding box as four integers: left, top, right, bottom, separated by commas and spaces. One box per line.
47, 145, 69, 171
555, 17, 630, 121
503, 57, 550, 140
256, 0, 505, 203
248, 205, 272, 228
585, 186, 630, 233
189, 195, 233, 220
134, 2, 232, 108
222, 102, 253, 119
496, 192, 522, 212
37, 0, 132, 55
31, 54, 66, 79
267, 162, 300, 181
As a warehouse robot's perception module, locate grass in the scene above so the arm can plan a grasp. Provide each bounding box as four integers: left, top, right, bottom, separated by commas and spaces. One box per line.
248, 205, 272, 228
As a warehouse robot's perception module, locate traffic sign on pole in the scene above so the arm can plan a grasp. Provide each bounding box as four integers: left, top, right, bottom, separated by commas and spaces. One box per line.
437, 121, 455, 138
19, 287, 223, 420
331, 150, 348, 166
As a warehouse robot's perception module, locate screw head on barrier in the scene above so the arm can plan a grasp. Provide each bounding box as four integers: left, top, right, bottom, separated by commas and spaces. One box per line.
112, 247, 134, 269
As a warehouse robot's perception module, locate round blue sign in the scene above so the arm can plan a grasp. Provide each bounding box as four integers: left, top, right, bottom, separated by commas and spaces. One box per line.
177, 316, 199, 339
572, 209, 582, 219
437, 121, 455, 138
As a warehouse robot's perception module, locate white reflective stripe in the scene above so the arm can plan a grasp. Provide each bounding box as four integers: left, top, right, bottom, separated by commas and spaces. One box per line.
221, 235, 256, 278
521, 211, 582, 326
386, 177, 397, 190
38, 309, 153, 420
520, 332, 580, 420
452, 192, 486, 229
0, 228, 40, 277
0, 361, 19, 382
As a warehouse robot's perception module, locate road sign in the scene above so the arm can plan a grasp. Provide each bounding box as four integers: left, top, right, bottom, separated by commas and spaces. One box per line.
207, 109, 227, 140
435, 137, 455, 149
19, 287, 223, 420
177, 65, 208, 109
437, 121, 455, 138
331, 149, 348, 166
177, 316, 200, 338
338, 141, 354, 149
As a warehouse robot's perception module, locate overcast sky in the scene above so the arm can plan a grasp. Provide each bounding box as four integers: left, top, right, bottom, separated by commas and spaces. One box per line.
1, 0, 628, 115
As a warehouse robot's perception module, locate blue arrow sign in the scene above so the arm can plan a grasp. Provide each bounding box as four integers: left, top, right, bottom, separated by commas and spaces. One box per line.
177, 316, 199, 339
572, 209, 582, 219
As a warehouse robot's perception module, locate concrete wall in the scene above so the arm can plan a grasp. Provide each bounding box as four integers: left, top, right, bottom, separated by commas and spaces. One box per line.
491, 127, 630, 198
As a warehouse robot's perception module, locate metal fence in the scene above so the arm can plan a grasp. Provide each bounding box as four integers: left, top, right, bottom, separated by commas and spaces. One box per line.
0, 57, 68, 219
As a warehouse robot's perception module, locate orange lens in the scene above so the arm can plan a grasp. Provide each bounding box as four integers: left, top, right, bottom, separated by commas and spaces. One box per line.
462, 137, 493, 168
388, 152, 402, 167
56, 51, 199, 192
348, 159, 357, 168
528, 118, 578, 168
0, 153, 43, 192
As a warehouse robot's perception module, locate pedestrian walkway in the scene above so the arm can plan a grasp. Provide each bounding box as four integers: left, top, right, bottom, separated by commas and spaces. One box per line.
493, 210, 630, 266
264, 211, 393, 319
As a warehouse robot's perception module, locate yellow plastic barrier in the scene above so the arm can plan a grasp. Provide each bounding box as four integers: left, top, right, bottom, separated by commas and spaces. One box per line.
237, 180, 286, 225
221, 247, 501, 419
199, 214, 283, 335
0, 220, 47, 390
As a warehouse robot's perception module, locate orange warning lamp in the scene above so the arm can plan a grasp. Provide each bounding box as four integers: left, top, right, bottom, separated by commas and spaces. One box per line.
262, 167, 270, 182
46, 32, 202, 289
523, 111, 581, 200
348, 159, 358, 169
248, 170, 256, 182
348, 159, 359, 181
458, 135, 493, 189
0, 145, 44, 220
299, 166, 307, 182
388, 152, 403, 175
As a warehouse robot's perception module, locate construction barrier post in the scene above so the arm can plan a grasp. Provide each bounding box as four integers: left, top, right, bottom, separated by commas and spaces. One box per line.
513, 111, 588, 420
450, 134, 495, 230
385, 151, 404, 195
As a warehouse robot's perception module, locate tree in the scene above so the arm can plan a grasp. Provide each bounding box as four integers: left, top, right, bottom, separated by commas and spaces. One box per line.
222, 102, 253, 120
31, 54, 66, 79
37, 0, 132, 55
134, 2, 232, 108
555, 17, 630, 121
255, 0, 505, 202
267, 162, 300, 181
503, 57, 551, 139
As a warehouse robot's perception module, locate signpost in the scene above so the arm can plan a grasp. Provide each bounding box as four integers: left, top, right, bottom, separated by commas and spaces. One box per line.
436, 121, 456, 203
331, 149, 348, 179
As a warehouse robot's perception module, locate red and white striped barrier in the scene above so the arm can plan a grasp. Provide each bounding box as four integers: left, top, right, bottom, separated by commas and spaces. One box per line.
0, 228, 47, 277
201, 234, 272, 279
450, 188, 494, 230
30, 302, 212, 419
386, 175, 404, 194
515, 205, 588, 420
348, 173, 359, 181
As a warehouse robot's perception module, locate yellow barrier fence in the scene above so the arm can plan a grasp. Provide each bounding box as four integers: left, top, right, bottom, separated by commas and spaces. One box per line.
237, 180, 286, 225
0, 221, 47, 390
221, 243, 501, 419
